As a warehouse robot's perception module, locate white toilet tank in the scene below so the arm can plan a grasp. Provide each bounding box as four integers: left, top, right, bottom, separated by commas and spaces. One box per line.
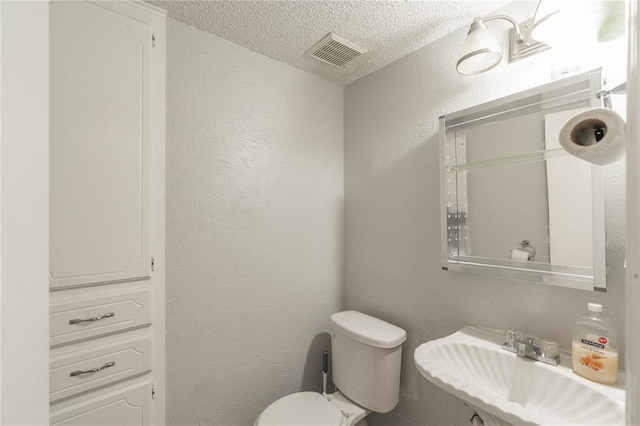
328, 311, 407, 413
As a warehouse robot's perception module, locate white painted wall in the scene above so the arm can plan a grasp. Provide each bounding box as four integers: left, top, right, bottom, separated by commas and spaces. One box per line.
166, 20, 344, 425
344, 2, 627, 425
0, 1, 50, 424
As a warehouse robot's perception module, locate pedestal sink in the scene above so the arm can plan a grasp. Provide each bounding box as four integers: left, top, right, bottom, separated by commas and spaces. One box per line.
414, 327, 625, 425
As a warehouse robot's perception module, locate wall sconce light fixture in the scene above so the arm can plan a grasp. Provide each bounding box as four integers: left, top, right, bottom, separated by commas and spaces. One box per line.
456, 1, 560, 75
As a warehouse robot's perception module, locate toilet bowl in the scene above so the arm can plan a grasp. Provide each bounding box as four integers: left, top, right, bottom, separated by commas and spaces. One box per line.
254, 311, 407, 426
254, 391, 369, 426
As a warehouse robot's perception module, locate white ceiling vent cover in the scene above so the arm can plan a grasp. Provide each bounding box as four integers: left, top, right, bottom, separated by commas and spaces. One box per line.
306, 33, 367, 68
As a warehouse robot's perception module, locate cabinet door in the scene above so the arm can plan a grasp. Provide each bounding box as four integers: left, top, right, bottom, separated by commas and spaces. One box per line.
50, 0, 152, 288
50, 379, 151, 426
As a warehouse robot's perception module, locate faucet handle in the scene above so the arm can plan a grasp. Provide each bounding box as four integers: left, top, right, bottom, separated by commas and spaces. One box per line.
505, 329, 524, 346
540, 340, 560, 358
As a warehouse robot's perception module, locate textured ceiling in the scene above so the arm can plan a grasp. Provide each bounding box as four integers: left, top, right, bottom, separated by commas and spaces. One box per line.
148, 0, 508, 86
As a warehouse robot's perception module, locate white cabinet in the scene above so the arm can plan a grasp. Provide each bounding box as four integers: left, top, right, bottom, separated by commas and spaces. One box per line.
50, 0, 156, 289
49, 1, 165, 424
50, 378, 152, 426
50, 332, 152, 401
50, 288, 151, 347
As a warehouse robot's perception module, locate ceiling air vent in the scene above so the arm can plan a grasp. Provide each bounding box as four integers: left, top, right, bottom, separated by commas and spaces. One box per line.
306, 33, 367, 68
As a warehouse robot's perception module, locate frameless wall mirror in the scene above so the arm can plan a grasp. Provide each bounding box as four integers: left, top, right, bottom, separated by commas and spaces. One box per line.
440, 69, 608, 291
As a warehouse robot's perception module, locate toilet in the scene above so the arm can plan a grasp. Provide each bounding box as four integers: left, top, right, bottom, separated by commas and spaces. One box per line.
255, 310, 407, 426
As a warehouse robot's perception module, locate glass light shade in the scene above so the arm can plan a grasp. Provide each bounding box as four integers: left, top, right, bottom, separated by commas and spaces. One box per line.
456, 21, 503, 75
597, 1, 625, 43
531, 1, 561, 43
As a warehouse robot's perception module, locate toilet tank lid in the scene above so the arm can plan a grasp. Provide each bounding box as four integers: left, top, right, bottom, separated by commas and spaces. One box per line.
329, 311, 407, 349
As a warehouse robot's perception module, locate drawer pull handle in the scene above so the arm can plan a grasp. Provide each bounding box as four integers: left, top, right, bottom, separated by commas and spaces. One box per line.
69, 312, 115, 325
70, 361, 116, 377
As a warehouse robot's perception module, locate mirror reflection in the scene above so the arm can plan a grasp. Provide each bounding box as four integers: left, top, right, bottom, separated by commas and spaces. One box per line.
440, 69, 607, 291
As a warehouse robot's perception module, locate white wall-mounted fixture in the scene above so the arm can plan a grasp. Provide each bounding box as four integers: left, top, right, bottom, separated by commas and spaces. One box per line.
456, 0, 560, 75
530, 0, 561, 43
306, 32, 367, 68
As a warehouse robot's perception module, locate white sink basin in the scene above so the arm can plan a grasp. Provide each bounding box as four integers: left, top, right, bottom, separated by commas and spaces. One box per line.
414, 327, 625, 426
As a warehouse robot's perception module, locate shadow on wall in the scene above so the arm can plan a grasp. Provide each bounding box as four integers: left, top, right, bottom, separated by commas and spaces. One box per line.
301, 332, 335, 393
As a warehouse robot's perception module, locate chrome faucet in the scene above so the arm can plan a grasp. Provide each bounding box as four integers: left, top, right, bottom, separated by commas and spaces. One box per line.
502, 329, 560, 366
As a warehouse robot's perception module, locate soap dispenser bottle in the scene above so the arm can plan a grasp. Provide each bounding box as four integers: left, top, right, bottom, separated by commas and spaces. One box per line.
572, 303, 618, 385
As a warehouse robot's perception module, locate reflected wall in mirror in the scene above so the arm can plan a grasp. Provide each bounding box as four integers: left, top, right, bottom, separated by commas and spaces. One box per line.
440, 69, 608, 291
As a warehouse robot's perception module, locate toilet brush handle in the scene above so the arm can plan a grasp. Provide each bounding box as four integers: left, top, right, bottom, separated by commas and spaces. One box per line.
323, 373, 327, 395
322, 351, 328, 394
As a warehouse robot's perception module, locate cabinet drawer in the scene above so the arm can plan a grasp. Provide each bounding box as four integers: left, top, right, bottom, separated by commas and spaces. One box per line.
51, 289, 151, 346
51, 378, 151, 425
51, 334, 151, 402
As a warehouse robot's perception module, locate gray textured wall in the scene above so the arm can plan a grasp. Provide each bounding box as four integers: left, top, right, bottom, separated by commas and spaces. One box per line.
343, 3, 627, 425
166, 20, 343, 425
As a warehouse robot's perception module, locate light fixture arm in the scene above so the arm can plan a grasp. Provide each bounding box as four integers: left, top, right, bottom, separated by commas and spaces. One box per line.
533, 0, 544, 20
476, 15, 523, 40
457, 1, 553, 76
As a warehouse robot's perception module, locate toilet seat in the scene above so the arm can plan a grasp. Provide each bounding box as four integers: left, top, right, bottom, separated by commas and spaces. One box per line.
254, 392, 346, 426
